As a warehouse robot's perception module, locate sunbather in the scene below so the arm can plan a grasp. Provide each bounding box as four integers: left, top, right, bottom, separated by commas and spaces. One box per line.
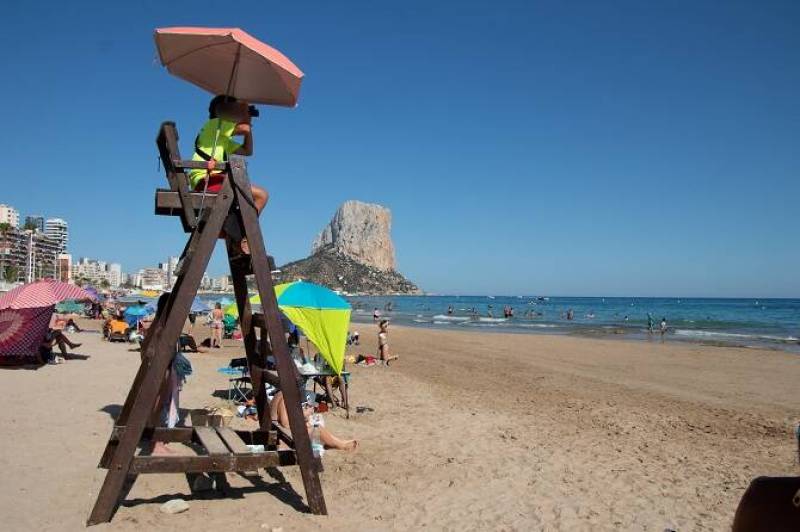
269, 391, 358, 452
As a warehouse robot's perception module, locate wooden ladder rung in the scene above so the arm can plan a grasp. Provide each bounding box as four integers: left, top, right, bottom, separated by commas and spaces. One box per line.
195, 426, 230, 456
155, 189, 218, 217
216, 427, 251, 454
129, 451, 295, 474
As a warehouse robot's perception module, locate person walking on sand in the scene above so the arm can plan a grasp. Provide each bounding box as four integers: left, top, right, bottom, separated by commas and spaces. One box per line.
660, 317, 668, 336
647, 313, 655, 333
377, 319, 398, 365
373, 307, 381, 321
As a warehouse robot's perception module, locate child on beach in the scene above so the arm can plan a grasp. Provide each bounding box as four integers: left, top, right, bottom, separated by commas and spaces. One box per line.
190, 95, 269, 254
377, 319, 398, 365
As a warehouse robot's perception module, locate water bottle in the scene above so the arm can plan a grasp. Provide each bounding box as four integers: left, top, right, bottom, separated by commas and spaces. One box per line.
310, 414, 324, 458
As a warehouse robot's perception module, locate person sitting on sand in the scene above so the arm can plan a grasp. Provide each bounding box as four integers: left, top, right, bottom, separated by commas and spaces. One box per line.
269, 390, 358, 452
377, 319, 398, 365
189, 95, 268, 255
178, 333, 206, 353
39, 328, 82, 364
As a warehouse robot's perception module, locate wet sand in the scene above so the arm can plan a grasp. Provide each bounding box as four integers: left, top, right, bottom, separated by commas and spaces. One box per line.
0, 320, 797, 531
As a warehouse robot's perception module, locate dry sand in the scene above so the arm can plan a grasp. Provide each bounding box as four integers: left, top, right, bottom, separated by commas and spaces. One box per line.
0, 321, 798, 531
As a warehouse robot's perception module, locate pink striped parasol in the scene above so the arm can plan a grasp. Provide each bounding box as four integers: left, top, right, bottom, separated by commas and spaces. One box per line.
0, 305, 54, 362
0, 280, 96, 310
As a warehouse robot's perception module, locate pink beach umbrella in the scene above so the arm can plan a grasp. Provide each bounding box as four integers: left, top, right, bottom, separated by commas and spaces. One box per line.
0, 280, 96, 310
0, 306, 54, 362
154, 26, 304, 107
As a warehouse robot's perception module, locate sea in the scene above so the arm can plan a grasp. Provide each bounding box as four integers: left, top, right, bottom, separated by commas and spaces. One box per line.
344, 296, 800, 354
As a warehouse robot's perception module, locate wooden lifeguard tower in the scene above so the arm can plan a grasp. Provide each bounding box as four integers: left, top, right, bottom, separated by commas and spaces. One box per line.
87, 122, 326, 524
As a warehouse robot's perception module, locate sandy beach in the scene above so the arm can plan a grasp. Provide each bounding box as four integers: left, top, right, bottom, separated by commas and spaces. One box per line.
0, 321, 797, 531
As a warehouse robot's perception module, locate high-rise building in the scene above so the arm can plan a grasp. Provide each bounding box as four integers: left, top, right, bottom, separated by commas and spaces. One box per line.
71, 257, 123, 287
0, 204, 20, 227
139, 268, 166, 291
57, 253, 72, 283
108, 263, 122, 288
44, 218, 69, 252
0, 228, 59, 283
24, 215, 45, 232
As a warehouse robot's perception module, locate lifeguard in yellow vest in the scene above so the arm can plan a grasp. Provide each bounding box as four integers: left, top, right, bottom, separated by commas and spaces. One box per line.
191, 95, 269, 254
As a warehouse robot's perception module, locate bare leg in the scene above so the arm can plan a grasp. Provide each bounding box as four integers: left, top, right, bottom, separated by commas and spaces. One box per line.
318, 427, 358, 451
380, 344, 398, 365
239, 185, 269, 254
153, 370, 179, 455
251, 185, 269, 213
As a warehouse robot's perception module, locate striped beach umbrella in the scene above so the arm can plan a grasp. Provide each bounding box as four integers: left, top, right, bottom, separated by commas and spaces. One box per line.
251, 282, 351, 375
0, 305, 55, 362
0, 280, 96, 310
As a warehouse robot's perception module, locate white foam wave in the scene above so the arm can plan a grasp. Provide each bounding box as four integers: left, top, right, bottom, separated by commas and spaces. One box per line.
674, 330, 799, 343
432, 314, 471, 322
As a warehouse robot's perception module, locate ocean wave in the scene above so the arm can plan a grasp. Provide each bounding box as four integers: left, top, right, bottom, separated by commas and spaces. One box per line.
477, 317, 507, 323
432, 314, 471, 322
516, 323, 559, 328
673, 329, 799, 343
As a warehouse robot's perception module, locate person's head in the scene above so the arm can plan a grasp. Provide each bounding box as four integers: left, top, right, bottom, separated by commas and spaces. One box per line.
209, 94, 249, 122
379, 319, 389, 330
215, 302, 222, 309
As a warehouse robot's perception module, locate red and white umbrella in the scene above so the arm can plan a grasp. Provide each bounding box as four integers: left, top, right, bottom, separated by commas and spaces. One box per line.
0, 305, 54, 362
0, 280, 96, 310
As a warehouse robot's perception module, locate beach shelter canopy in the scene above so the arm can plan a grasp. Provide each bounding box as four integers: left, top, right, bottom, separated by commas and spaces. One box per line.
154, 26, 304, 107
124, 305, 153, 327
252, 282, 351, 375
55, 300, 86, 314
190, 297, 209, 314
0, 280, 96, 310
0, 305, 55, 363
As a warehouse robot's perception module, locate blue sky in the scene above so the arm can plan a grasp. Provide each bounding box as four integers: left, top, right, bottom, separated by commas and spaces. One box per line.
2, 1, 798, 297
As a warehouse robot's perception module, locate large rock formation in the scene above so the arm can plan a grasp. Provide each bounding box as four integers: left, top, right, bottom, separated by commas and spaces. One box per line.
276, 201, 420, 295
311, 200, 396, 272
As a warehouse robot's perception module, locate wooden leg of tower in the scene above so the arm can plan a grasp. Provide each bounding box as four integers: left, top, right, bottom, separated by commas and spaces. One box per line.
88, 185, 234, 525
228, 158, 328, 515
227, 242, 271, 431
98, 225, 209, 469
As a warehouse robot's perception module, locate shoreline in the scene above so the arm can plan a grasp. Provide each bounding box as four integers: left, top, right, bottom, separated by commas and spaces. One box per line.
351, 314, 800, 354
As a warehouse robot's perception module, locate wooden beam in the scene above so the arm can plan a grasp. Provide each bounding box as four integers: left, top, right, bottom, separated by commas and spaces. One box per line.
156, 189, 218, 216
195, 426, 230, 456
87, 181, 235, 526
129, 452, 296, 474
216, 428, 252, 455
157, 122, 197, 230
229, 156, 327, 515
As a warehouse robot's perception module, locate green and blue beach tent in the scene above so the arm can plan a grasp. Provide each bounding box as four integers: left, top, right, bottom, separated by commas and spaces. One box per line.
249, 282, 351, 375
